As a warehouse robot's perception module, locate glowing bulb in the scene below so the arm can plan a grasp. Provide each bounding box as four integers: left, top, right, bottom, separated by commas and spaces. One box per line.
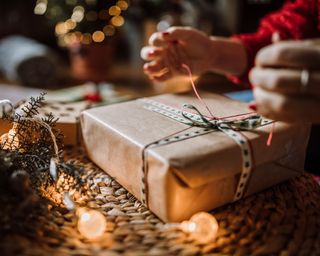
63, 33, 73, 46
109, 5, 121, 16
181, 212, 219, 244
55, 22, 68, 35
65, 19, 76, 30
92, 31, 105, 42
34, 2, 47, 15
117, 0, 128, 10
77, 208, 107, 240
111, 15, 125, 27
72, 6, 85, 22
64, 33, 78, 45
73, 5, 85, 13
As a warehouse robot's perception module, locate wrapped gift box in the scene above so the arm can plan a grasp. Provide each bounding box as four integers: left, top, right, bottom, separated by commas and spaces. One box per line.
81, 92, 310, 222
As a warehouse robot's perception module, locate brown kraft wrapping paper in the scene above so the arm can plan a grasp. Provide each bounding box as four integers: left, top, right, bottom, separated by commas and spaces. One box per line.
81, 92, 310, 222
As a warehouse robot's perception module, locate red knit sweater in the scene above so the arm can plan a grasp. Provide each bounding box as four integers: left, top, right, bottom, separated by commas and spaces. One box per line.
230, 0, 320, 86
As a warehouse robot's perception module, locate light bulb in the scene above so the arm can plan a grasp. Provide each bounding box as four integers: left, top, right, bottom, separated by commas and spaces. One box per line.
77, 208, 107, 240
92, 31, 105, 42
111, 16, 125, 27
109, 6, 121, 16
181, 212, 219, 244
1, 127, 21, 150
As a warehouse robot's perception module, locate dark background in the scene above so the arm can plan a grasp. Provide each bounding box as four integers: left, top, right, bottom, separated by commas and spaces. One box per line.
0, 0, 286, 46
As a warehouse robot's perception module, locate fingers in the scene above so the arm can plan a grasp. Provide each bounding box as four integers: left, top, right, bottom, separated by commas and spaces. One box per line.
149, 32, 167, 47
142, 26, 204, 82
256, 41, 320, 69
253, 87, 320, 122
165, 43, 184, 72
143, 50, 179, 81
252, 39, 320, 123
250, 67, 320, 95
142, 39, 188, 81
140, 46, 163, 61
148, 26, 203, 47
143, 60, 167, 75
152, 70, 173, 82
163, 26, 205, 42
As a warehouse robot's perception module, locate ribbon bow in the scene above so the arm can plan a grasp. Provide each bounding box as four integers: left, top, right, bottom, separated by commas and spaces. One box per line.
181, 103, 262, 130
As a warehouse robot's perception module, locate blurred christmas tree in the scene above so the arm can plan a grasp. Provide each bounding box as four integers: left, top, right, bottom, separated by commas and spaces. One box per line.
34, 0, 129, 46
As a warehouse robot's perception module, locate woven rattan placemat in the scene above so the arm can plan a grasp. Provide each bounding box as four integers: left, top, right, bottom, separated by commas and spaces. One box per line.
1, 148, 320, 256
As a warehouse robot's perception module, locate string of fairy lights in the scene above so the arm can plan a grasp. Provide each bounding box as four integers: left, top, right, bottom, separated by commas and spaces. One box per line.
34, 0, 129, 46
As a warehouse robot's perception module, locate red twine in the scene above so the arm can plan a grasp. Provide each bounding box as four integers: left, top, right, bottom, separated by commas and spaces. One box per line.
266, 122, 275, 147
180, 62, 274, 146
181, 63, 216, 119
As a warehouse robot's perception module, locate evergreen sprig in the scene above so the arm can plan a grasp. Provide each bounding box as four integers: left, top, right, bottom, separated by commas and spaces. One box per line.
15, 92, 46, 119
0, 93, 64, 171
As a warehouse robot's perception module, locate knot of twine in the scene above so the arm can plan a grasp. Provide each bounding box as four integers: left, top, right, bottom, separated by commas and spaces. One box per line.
181, 103, 262, 130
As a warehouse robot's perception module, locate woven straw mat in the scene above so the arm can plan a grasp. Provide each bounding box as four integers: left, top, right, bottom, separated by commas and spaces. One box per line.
1, 147, 320, 256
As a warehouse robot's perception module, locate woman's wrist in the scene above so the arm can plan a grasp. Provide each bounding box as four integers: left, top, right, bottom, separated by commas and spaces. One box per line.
208, 36, 248, 76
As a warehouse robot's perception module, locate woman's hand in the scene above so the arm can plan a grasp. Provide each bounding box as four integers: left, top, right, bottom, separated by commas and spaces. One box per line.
141, 27, 215, 81
141, 26, 247, 82
250, 40, 320, 123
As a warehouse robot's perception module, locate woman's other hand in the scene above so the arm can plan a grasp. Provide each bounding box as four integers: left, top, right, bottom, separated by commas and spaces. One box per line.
250, 40, 320, 123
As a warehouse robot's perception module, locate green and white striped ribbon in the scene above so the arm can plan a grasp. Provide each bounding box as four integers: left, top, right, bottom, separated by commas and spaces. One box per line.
140, 98, 272, 205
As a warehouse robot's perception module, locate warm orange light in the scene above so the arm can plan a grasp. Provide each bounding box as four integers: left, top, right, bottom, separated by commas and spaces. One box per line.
63, 33, 78, 46
109, 5, 121, 16
74, 32, 83, 43
181, 212, 219, 244
55, 22, 68, 35
117, 0, 128, 10
92, 31, 105, 42
65, 19, 76, 30
111, 15, 125, 27
77, 208, 107, 240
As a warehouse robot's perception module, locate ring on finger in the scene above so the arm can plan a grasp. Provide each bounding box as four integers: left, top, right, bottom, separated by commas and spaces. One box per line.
300, 69, 310, 93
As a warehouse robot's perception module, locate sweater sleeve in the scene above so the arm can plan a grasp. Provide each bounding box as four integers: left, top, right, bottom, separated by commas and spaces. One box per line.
229, 0, 319, 87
